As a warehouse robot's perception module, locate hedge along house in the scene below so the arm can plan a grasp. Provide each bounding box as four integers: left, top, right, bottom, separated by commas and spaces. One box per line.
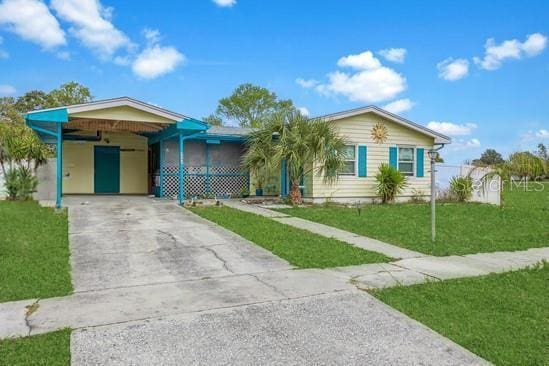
25, 97, 250, 208
291, 106, 451, 203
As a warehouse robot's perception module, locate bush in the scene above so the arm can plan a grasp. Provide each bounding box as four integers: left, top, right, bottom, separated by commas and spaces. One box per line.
449, 175, 473, 202
4, 166, 38, 200
410, 188, 426, 203
375, 164, 407, 203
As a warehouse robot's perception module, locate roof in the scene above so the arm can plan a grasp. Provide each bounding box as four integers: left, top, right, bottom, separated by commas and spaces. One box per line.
25, 96, 188, 122
207, 125, 253, 137
317, 105, 451, 144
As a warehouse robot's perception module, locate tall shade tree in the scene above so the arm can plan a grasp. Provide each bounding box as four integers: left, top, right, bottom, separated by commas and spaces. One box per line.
215, 83, 295, 128
47, 81, 93, 107
203, 114, 223, 126
244, 111, 347, 204
473, 148, 504, 166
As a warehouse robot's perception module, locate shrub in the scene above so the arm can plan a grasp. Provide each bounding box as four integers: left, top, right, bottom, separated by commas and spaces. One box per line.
410, 188, 426, 203
4, 166, 37, 200
4, 168, 19, 200
375, 164, 407, 203
449, 175, 473, 202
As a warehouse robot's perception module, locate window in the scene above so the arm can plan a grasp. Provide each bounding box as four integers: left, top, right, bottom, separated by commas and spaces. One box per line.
398, 147, 414, 176
339, 145, 356, 175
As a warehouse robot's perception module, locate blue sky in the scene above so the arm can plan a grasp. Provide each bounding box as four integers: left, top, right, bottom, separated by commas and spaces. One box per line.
0, 0, 548, 163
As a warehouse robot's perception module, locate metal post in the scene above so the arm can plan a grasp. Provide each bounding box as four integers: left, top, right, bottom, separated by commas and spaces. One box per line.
159, 140, 164, 197
430, 155, 436, 242
56, 122, 63, 208
178, 134, 184, 204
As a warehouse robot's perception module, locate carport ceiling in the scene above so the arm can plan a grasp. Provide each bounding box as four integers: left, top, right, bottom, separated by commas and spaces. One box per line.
65, 117, 170, 133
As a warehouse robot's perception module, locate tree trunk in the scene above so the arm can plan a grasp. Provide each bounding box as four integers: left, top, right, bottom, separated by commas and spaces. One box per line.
290, 181, 302, 205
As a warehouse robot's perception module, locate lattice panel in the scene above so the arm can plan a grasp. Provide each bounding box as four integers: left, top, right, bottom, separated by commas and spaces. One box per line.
210, 175, 249, 196
184, 175, 206, 197
160, 165, 249, 199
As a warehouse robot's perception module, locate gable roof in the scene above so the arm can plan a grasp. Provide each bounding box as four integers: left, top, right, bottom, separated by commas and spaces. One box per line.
25, 97, 188, 122
318, 105, 451, 144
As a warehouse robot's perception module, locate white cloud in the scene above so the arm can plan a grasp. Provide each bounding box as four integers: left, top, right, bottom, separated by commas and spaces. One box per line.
382, 98, 415, 114
473, 33, 547, 70
467, 138, 481, 147
295, 78, 318, 88
298, 107, 310, 116
143, 28, 160, 44
0, 0, 66, 49
521, 128, 549, 141
306, 50, 407, 103
0, 84, 16, 95
132, 45, 185, 79
0, 36, 8, 59
131, 29, 185, 79
56, 50, 71, 60
521, 33, 547, 56
427, 121, 477, 136
378, 48, 406, 63
536, 129, 549, 138
51, 0, 131, 58
437, 58, 469, 81
213, 0, 236, 7
337, 51, 381, 70
113, 55, 131, 66
446, 138, 481, 152
319, 67, 406, 103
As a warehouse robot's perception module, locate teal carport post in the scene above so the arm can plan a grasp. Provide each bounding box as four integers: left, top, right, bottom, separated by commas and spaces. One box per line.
56, 122, 63, 208
178, 133, 185, 204
159, 139, 164, 197
147, 117, 209, 201
25, 108, 69, 209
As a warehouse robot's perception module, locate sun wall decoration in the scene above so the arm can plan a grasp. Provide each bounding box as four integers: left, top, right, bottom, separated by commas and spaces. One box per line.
371, 122, 388, 144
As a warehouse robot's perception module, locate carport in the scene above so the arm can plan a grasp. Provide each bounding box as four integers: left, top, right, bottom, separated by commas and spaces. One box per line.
25, 97, 248, 208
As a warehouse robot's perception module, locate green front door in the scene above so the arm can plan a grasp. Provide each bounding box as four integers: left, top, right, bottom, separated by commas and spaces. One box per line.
94, 146, 120, 194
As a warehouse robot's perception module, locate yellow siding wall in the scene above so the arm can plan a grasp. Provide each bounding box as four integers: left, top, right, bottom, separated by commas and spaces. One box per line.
71, 106, 175, 124
311, 113, 434, 201
62, 132, 148, 194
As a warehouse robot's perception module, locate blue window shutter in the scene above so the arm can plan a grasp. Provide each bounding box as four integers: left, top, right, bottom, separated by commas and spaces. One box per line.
389, 147, 398, 168
358, 145, 367, 177
416, 148, 424, 177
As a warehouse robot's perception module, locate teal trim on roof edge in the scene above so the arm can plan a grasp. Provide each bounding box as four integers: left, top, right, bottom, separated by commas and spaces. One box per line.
25, 108, 68, 123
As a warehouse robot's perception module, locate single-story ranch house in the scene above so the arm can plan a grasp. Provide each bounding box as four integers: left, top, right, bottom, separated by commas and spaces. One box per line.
25, 97, 450, 207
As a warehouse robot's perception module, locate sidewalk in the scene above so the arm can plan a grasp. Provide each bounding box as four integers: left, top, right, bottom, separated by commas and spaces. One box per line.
223, 200, 426, 259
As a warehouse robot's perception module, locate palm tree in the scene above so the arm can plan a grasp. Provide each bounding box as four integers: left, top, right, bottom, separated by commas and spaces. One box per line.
243, 111, 347, 204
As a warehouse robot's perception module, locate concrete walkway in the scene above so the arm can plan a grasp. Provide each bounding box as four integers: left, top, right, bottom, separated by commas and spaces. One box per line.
2, 196, 547, 365
223, 200, 426, 259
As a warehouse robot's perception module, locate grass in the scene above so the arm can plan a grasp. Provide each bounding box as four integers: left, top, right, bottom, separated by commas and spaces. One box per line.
0, 329, 71, 366
190, 205, 391, 268
277, 183, 549, 256
371, 264, 549, 366
0, 201, 72, 302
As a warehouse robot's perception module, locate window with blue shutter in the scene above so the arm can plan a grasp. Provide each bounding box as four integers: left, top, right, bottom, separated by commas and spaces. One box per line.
416, 148, 425, 177
389, 147, 398, 168
358, 145, 367, 177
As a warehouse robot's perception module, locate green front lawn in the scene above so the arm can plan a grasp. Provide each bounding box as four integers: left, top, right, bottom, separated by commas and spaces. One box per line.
371, 264, 549, 366
277, 183, 549, 256
0, 329, 71, 366
190, 206, 391, 268
0, 201, 72, 302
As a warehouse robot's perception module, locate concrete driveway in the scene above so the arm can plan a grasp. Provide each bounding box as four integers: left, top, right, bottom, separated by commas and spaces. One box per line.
65, 196, 292, 291
33, 196, 488, 365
